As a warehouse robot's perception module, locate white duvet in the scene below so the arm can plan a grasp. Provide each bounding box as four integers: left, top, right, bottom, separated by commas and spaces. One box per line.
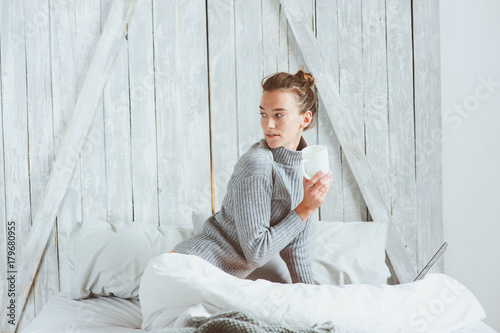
139, 253, 485, 333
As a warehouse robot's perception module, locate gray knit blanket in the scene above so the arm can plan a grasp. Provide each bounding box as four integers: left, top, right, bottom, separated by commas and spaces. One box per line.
150, 310, 336, 333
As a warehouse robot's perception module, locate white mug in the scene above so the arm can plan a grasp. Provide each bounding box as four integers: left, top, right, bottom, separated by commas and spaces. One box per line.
300, 145, 329, 180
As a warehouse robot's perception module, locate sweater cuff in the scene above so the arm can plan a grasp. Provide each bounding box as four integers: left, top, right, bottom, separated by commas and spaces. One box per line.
273, 208, 305, 238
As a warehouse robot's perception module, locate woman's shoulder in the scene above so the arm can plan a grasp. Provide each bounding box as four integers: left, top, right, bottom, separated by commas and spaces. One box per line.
232, 139, 273, 180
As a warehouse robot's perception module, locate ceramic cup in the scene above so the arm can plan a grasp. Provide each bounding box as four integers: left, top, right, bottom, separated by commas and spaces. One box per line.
300, 145, 329, 180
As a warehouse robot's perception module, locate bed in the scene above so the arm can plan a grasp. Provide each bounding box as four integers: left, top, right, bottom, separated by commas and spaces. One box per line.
20, 214, 496, 333
21, 291, 496, 333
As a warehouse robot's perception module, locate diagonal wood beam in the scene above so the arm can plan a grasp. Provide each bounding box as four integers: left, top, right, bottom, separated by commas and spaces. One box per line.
0, 0, 138, 331
279, 0, 416, 283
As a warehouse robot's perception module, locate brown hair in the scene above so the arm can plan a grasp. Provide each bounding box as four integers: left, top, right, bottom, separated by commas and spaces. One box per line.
261, 69, 318, 130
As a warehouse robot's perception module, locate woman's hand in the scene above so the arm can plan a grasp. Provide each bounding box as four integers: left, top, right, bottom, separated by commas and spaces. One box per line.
295, 171, 333, 222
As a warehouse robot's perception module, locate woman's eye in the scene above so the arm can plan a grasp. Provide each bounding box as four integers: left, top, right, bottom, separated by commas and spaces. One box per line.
275, 113, 283, 118
260, 112, 267, 117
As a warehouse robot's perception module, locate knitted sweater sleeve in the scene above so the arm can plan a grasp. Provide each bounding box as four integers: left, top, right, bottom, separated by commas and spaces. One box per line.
279, 219, 314, 284
232, 175, 305, 267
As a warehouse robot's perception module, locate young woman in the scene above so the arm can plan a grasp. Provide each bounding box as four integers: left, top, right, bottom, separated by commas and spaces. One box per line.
173, 70, 333, 284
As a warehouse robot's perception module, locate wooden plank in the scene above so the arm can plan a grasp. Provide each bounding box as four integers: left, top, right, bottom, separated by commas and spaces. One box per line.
262, 0, 281, 77
24, 0, 59, 320
0, 0, 35, 331
337, 0, 366, 221
101, 0, 133, 222
361, 0, 397, 283
207, 0, 238, 212
153, 0, 183, 226
77, 0, 107, 222
154, 0, 211, 227
362, 0, 391, 219
279, 0, 416, 283
128, 0, 159, 225
49, 0, 82, 293
235, 0, 263, 154
413, 0, 443, 272
387, 0, 418, 263
315, 0, 343, 221
179, 0, 212, 217
0, 1, 138, 331
278, 4, 289, 72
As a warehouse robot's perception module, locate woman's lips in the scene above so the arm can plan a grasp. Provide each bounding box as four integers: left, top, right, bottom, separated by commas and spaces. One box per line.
267, 134, 279, 138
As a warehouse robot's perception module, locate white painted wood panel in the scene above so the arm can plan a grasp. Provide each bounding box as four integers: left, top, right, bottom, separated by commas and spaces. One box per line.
315, 0, 343, 221
362, 0, 391, 219
154, 0, 211, 227
153, 0, 184, 227
235, 0, 264, 155
180, 0, 212, 218
413, 0, 443, 272
76, 0, 108, 221
0, 2, 138, 331
128, 0, 159, 225
0, 0, 35, 330
101, 0, 133, 223
49, 0, 82, 294
386, 0, 418, 263
278, 4, 289, 72
337, 0, 367, 221
262, 0, 282, 77
207, 0, 238, 212
24, 0, 59, 317
178, 0, 212, 218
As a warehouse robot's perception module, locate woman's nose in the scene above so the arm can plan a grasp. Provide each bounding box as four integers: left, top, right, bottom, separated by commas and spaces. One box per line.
266, 117, 276, 129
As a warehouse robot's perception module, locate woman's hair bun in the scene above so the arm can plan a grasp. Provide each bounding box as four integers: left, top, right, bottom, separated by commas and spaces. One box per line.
294, 69, 315, 89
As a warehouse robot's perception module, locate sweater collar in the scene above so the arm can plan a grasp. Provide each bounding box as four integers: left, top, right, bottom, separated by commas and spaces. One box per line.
262, 136, 307, 166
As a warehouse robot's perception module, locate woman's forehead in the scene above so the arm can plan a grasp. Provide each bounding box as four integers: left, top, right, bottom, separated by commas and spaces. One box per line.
260, 90, 299, 110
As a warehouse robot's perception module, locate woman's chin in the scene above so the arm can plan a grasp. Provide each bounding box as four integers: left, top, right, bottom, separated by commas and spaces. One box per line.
265, 138, 280, 148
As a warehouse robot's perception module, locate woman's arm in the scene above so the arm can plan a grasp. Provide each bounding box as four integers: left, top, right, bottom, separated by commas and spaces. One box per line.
279, 219, 314, 284
232, 175, 305, 267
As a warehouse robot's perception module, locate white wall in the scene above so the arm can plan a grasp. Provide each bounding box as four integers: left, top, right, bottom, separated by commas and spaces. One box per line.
440, 0, 500, 330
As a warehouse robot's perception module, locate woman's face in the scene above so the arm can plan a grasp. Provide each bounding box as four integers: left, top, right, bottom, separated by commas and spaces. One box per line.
259, 90, 311, 150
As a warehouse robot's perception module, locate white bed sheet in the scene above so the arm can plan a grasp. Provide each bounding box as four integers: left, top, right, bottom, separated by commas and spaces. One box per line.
21, 292, 497, 333
21, 293, 144, 333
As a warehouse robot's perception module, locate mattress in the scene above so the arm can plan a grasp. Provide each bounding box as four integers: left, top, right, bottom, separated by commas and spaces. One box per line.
21, 292, 497, 333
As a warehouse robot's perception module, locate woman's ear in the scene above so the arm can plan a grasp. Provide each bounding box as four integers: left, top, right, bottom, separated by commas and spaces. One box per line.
301, 111, 313, 128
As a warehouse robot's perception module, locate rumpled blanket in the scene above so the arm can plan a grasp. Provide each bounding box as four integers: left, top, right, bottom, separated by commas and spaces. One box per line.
140, 253, 485, 333
149, 310, 335, 333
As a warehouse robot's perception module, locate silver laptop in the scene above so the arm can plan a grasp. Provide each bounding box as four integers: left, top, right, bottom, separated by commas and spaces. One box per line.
413, 242, 449, 282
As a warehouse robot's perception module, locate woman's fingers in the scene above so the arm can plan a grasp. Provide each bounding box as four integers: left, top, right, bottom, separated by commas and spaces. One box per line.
306, 171, 332, 190
301, 171, 333, 213
304, 171, 333, 204
317, 177, 332, 196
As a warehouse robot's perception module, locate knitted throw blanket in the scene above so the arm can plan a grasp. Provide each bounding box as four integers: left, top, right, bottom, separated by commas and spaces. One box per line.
151, 311, 336, 333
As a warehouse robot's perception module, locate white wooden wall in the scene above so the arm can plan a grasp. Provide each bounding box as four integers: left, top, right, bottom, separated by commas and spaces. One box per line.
0, 0, 442, 330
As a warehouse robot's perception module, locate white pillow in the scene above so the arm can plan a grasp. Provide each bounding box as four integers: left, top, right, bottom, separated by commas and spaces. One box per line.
62, 216, 193, 299
309, 221, 390, 285
248, 221, 390, 285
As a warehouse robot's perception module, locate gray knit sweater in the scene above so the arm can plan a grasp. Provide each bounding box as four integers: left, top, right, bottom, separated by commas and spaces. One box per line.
174, 137, 313, 284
